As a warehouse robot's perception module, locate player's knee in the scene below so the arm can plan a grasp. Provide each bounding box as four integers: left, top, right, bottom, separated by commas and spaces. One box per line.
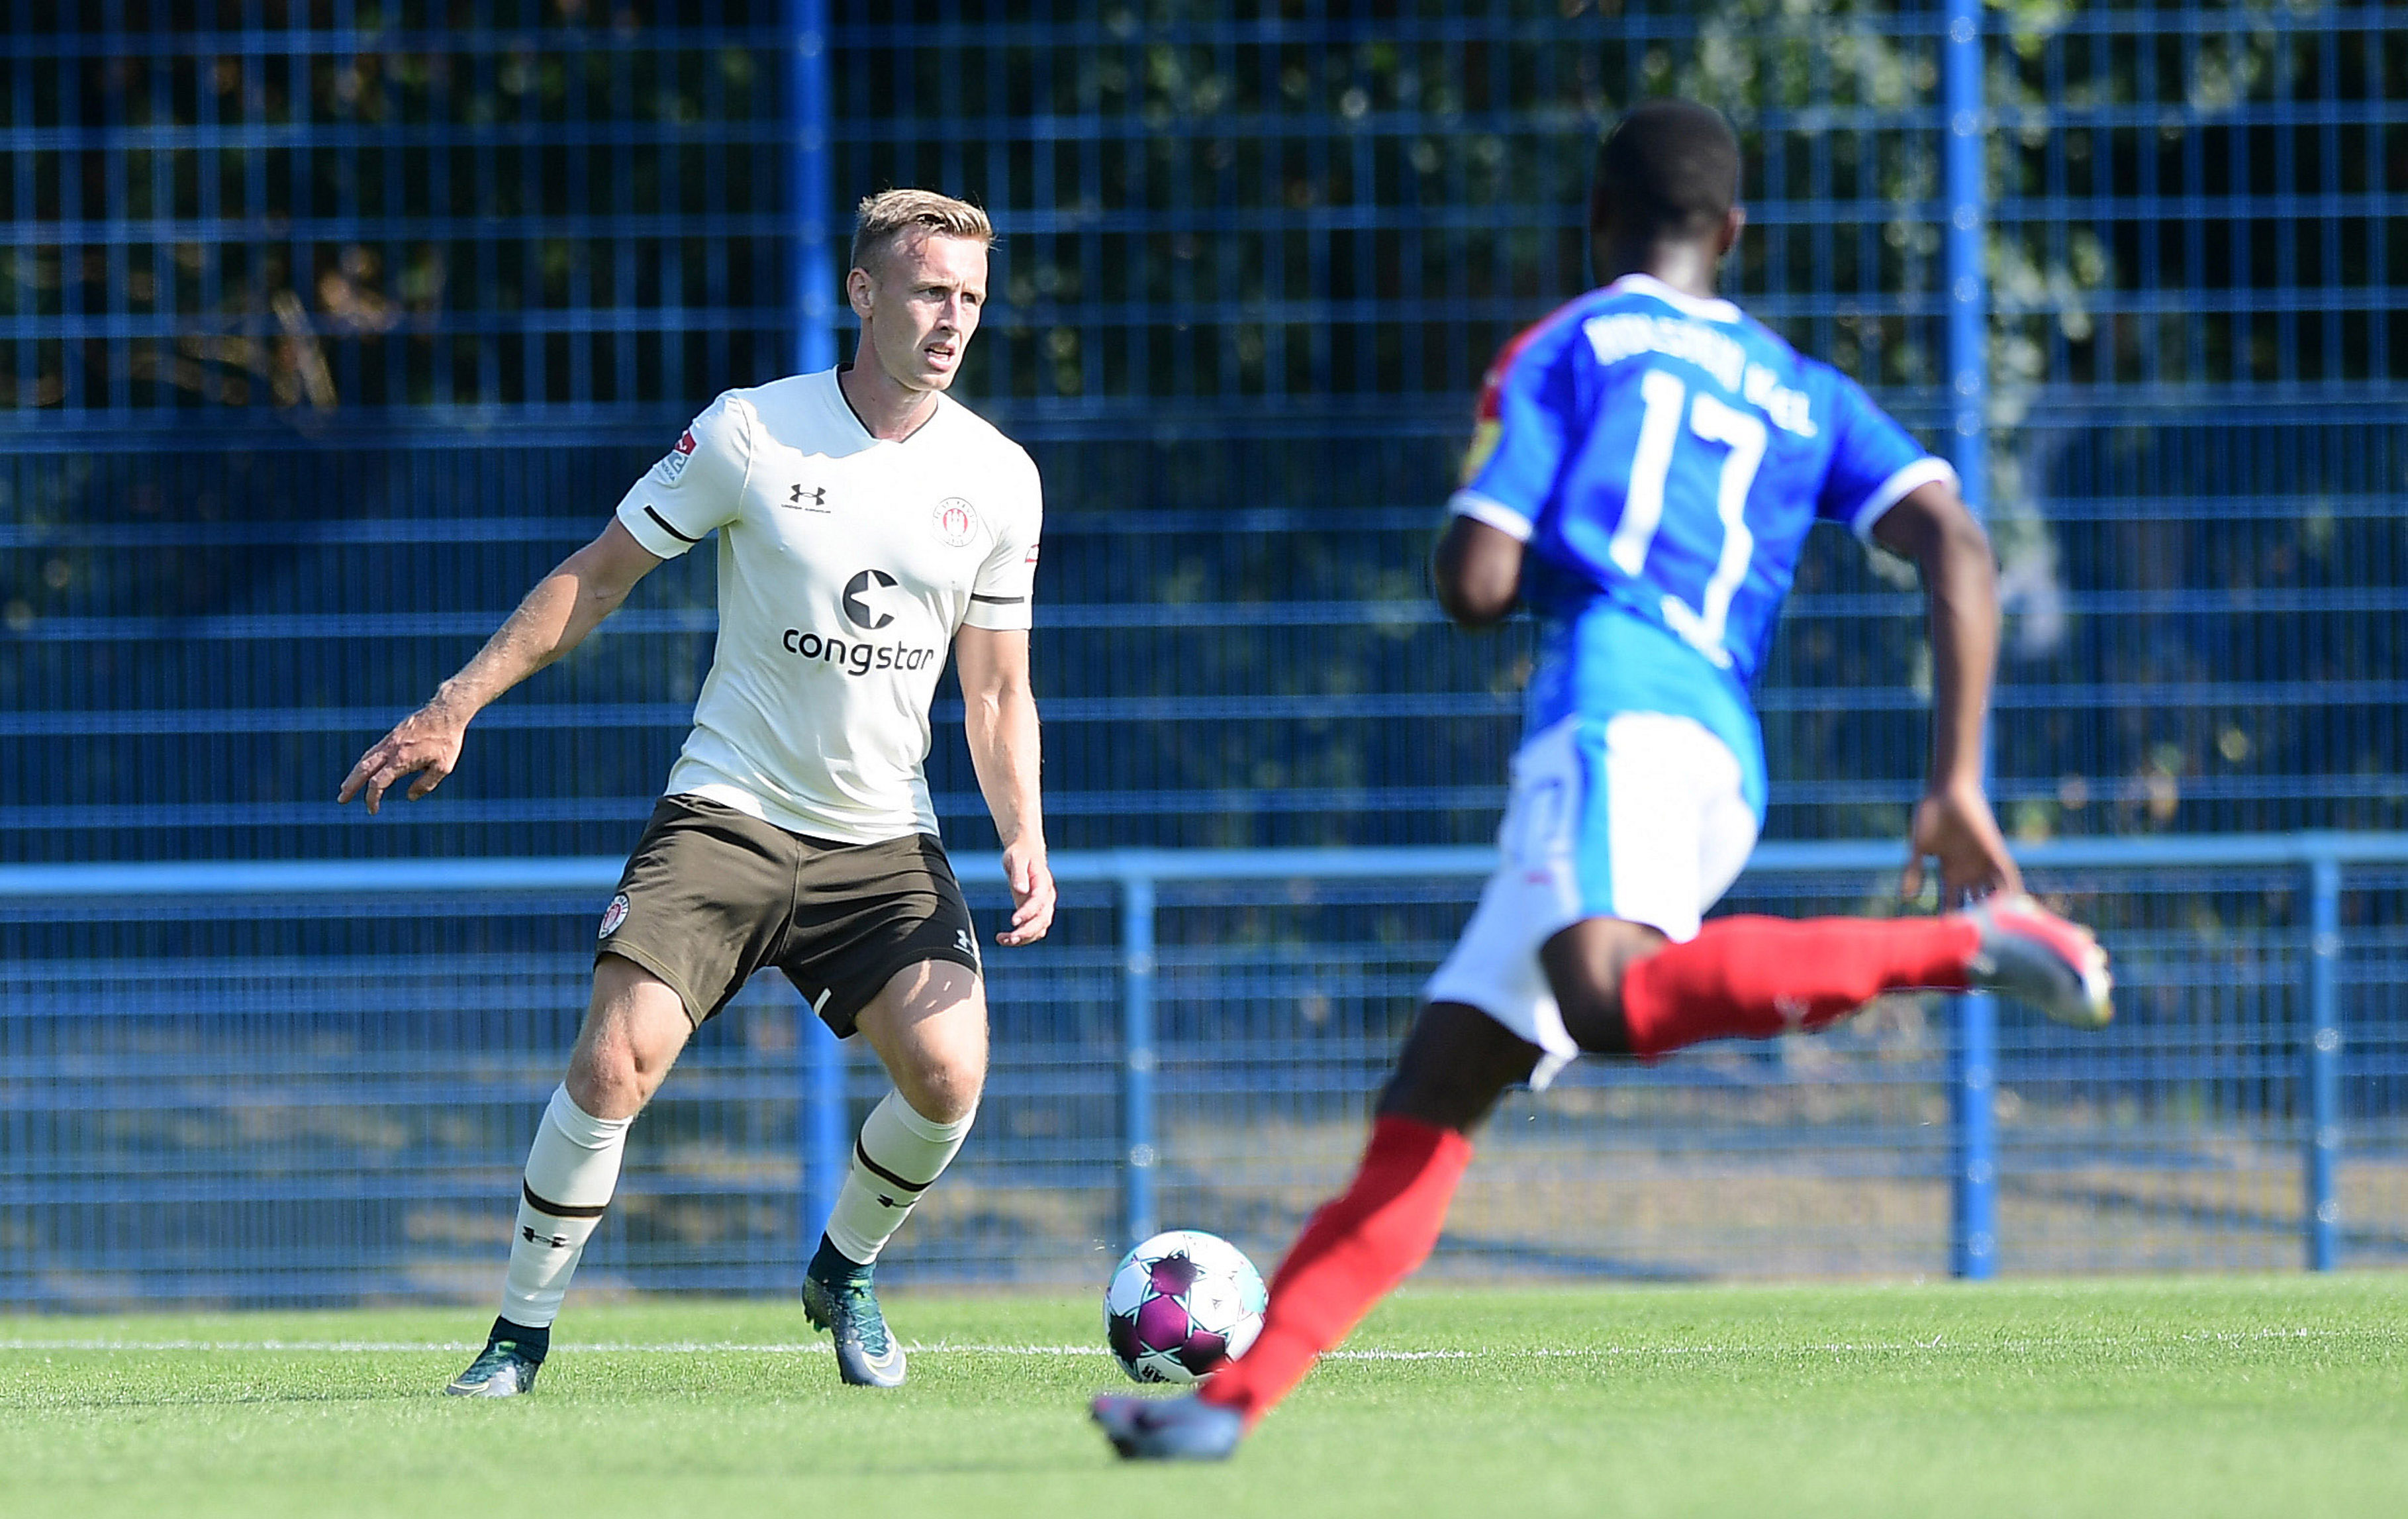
900, 1072, 981, 1127
861, 964, 988, 1122
1551, 969, 1633, 1055
563, 1040, 649, 1118
1541, 921, 1670, 1056
894, 1046, 985, 1125
1557, 1003, 1627, 1055
1377, 1061, 1482, 1131
567, 961, 689, 1116
1376, 1003, 1537, 1133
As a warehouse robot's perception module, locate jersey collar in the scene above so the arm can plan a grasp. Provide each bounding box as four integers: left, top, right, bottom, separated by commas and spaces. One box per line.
1606, 272, 1742, 325
828, 365, 949, 446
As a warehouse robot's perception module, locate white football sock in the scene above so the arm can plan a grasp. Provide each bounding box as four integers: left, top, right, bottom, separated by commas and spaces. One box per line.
822, 1091, 975, 1267
501, 1084, 632, 1329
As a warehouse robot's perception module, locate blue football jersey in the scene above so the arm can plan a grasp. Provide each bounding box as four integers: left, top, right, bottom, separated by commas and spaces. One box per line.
1449, 273, 1955, 814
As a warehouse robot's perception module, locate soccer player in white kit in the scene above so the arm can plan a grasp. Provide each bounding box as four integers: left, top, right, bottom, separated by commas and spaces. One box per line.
338, 191, 1050, 1393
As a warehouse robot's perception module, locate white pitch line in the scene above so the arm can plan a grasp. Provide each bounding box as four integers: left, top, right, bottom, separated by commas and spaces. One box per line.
1, 1340, 487, 1353
0, 1326, 2382, 1358
0, 1339, 1106, 1357
0, 1338, 1550, 1358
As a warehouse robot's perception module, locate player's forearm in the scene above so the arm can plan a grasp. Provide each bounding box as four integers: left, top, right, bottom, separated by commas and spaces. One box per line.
433, 555, 632, 720
1919, 514, 2001, 796
964, 685, 1045, 851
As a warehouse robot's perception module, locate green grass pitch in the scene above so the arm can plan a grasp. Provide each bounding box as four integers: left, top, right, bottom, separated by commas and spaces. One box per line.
4, 1275, 2403, 1518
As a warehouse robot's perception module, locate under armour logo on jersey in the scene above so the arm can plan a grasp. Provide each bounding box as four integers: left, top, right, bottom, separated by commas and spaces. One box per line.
520, 1225, 571, 1250
787, 483, 828, 510
955, 928, 979, 957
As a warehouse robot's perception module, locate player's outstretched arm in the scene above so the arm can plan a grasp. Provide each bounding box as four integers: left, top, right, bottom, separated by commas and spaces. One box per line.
337, 519, 663, 814
1431, 515, 1523, 628
1872, 480, 2022, 905
955, 624, 1055, 946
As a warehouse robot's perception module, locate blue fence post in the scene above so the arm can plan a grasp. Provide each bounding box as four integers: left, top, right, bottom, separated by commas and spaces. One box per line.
1122, 869, 1160, 1248
1951, 993, 1999, 1278
789, 0, 843, 1267
788, 0, 837, 375
2305, 853, 2343, 1271
1943, 0, 1998, 1282
802, 1017, 849, 1261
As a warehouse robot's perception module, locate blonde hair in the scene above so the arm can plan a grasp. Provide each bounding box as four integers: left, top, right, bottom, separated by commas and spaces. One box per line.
849, 189, 994, 274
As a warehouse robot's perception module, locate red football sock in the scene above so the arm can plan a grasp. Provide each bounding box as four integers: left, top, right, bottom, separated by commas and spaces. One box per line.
1199, 1114, 1470, 1428
1618, 914, 1978, 1057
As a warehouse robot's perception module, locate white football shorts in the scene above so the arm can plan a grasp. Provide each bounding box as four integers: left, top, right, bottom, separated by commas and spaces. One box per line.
1423, 711, 1760, 1089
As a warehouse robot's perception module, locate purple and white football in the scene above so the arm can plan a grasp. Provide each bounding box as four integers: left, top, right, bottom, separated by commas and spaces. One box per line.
1102, 1228, 1268, 1384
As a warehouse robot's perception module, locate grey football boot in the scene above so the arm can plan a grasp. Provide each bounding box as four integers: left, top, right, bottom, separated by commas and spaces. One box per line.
802, 1271, 907, 1387
1962, 892, 2114, 1030
1092, 1394, 1245, 1461
444, 1338, 542, 1397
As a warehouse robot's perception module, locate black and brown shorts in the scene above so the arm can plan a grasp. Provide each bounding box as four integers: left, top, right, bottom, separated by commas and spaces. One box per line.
595, 793, 982, 1037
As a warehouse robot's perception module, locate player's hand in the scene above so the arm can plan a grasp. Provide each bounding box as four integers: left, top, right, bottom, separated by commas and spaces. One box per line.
996, 837, 1055, 947
1902, 781, 2022, 907
336, 701, 469, 814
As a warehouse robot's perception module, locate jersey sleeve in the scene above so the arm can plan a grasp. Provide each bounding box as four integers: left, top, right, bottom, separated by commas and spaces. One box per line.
1814, 373, 1958, 541
614, 392, 753, 558
963, 452, 1042, 632
1447, 318, 1584, 542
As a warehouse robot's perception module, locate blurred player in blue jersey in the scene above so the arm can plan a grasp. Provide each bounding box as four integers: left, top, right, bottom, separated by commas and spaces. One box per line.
1096, 99, 2114, 1461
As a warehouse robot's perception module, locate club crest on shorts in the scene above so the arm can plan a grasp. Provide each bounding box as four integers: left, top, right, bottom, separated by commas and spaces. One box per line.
933, 497, 978, 547
597, 892, 631, 939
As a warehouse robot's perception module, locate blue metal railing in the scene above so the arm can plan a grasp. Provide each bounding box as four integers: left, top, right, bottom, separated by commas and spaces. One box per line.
3, 3, 2405, 1299
7, 6, 2402, 866
1943, 0, 1998, 1283
4, 831, 2399, 1300
785, 0, 846, 1266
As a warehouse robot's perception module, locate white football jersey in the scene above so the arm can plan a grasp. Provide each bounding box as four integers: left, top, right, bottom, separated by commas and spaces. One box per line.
613, 368, 1043, 844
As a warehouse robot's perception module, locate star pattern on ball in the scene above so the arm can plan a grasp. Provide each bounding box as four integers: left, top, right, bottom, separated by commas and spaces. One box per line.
1102, 1230, 1268, 1385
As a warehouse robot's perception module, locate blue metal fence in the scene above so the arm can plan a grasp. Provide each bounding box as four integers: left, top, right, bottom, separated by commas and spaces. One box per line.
3, 3, 2407, 1300
7, 4, 2401, 860
2, 836, 2402, 1307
